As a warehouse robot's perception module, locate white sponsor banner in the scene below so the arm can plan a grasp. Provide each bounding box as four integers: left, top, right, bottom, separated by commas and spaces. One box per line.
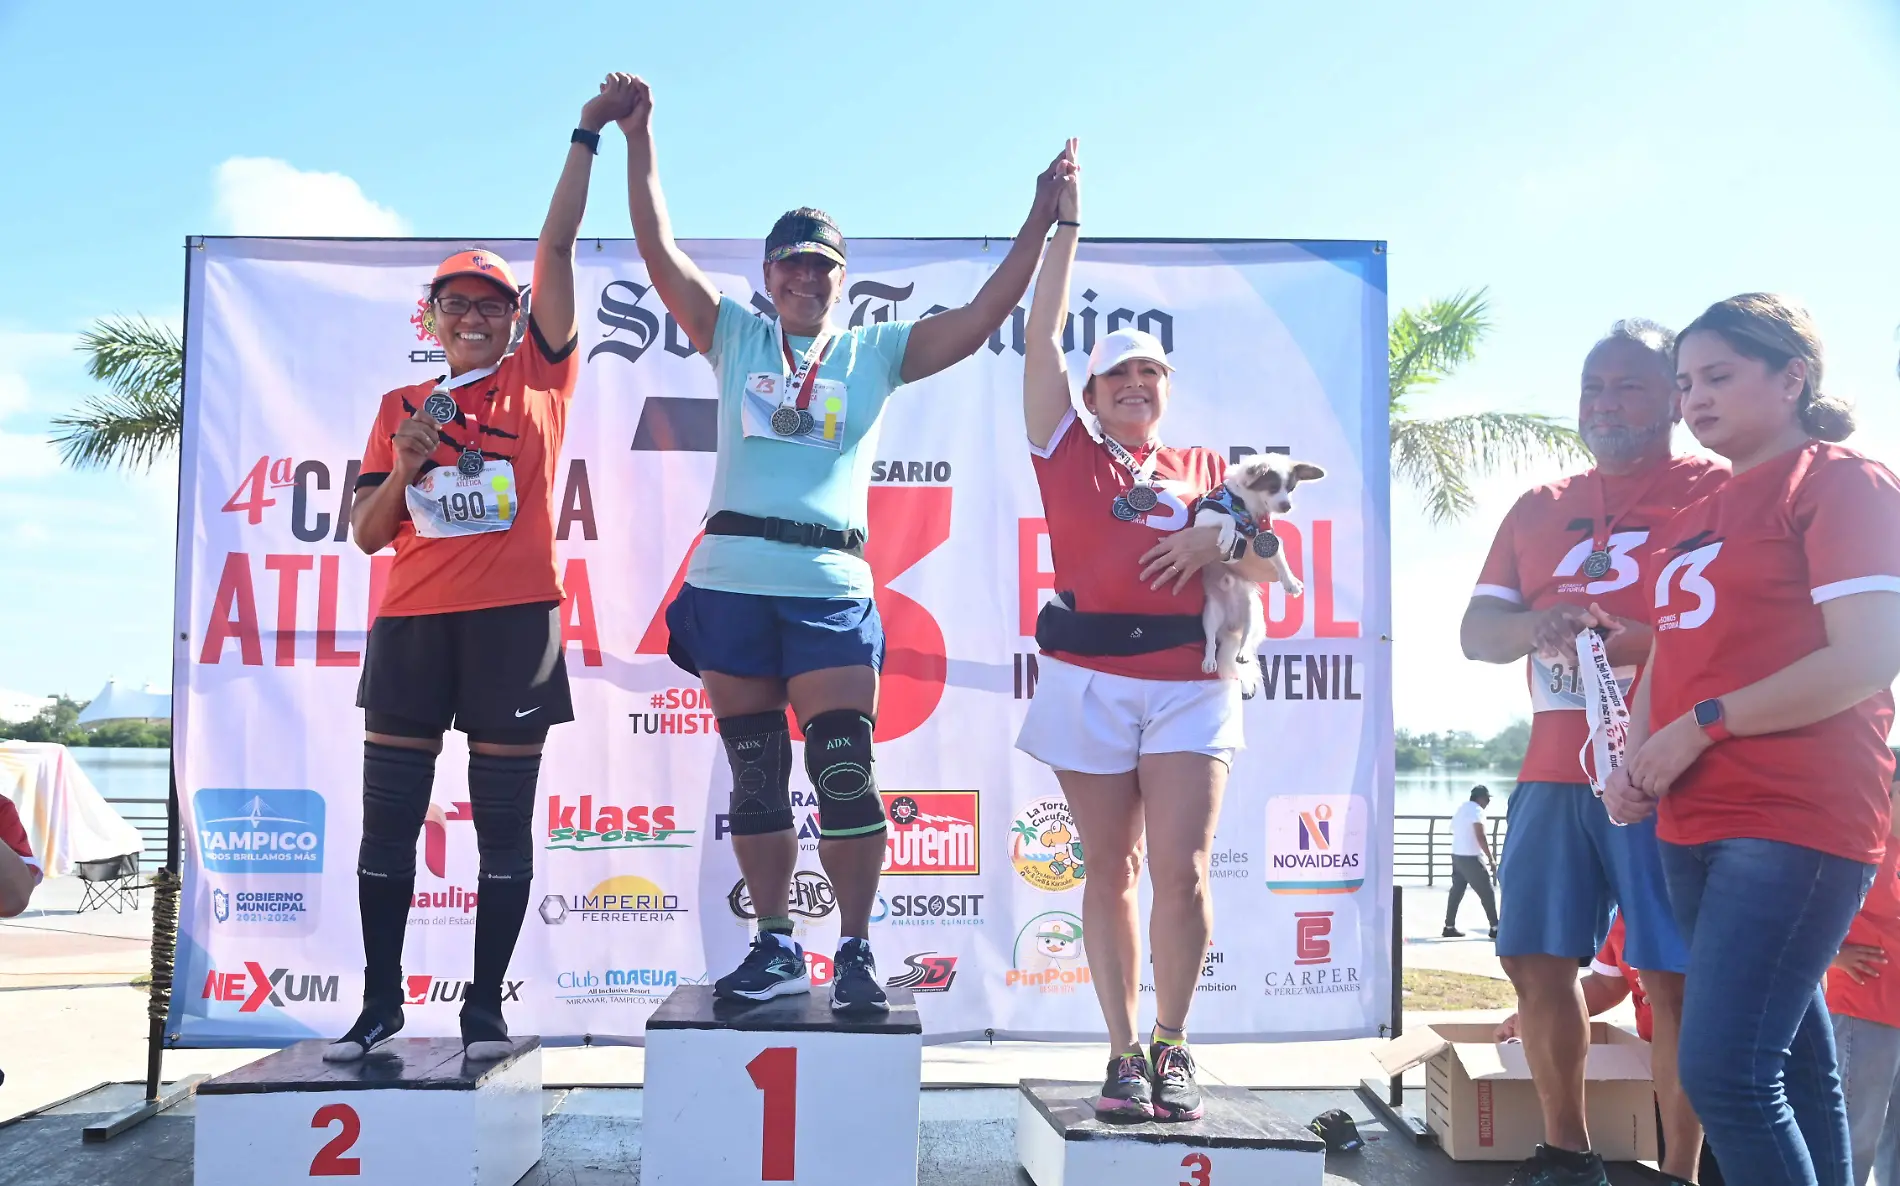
168, 236, 1392, 1045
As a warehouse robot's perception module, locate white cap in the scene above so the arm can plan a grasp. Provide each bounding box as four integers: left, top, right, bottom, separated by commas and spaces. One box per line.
1087, 328, 1172, 376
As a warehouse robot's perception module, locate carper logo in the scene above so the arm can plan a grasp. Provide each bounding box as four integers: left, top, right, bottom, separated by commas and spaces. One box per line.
1264, 910, 1363, 997
201, 962, 338, 1011
1265, 794, 1367, 894
887, 952, 958, 993
872, 892, 986, 927
210, 888, 307, 926
728, 871, 836, 921
545, 794, 693, 852
539, 876, 687, 925
193, 789, 325, 873
1007, 911, 1091, 992
405, 976, 524, 1007
1009, 797, 1085, 892
881, 791, 979, 876
555, 968, 698, 1005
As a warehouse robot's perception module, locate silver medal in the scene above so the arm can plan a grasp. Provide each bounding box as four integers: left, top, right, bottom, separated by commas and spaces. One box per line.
1582, 549, 1613, 579
771, 406, 803, 436
1111, 496, 1139, 522
795, 408, 816, 437
1125, 484, 1158, 513
1253, 531, 1281, 558
457, 449, 483, 477
423, 392, 458, 424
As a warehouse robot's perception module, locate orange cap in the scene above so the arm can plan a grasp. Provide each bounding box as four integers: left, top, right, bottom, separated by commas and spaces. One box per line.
432, 249, 520, 299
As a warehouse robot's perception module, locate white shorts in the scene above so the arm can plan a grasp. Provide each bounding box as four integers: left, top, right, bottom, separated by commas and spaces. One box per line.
1014, 656, 1244, 775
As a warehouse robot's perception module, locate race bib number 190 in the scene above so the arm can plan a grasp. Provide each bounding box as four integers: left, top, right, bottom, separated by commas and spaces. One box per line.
404, 460, 518, 538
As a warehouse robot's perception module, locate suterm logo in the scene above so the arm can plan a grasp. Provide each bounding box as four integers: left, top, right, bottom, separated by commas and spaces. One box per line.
887, 953, 958, 993
193, 789, 325, 873
1265, 795, 1368, 894
201, 963, 338, 1012
881, 791, 979, 876
545, 794, 693, 853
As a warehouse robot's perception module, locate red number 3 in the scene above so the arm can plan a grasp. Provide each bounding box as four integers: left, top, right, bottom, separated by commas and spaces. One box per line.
1180, 1151, 1212, 1186
309, 1103, 361, 1176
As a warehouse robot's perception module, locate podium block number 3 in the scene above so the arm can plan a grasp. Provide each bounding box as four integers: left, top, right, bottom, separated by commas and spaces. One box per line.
1180, 1152, 1212, 1186
746, 1047, 798, 1182
309, 1103, 362, 1177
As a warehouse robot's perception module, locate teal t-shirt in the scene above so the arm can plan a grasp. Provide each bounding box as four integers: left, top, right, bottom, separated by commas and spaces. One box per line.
687, 295, 916, 598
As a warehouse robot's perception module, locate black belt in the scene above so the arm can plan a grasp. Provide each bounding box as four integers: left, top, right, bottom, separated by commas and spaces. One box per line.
1034, 592, 1203, 657
705, 511, 865, 556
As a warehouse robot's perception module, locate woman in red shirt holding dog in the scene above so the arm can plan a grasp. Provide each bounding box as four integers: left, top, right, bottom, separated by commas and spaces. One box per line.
1604, 294, 1900, 1186
1014, 141, 1311, 1122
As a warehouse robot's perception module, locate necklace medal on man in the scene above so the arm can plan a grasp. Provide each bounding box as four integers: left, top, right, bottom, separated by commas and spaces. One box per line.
1103, 435, 1161, 520
1582, 464, 1670, 582
773, 325, 833, 437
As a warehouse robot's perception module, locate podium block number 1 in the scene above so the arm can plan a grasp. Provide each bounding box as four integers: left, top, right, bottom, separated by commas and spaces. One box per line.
309, 1103, 362, 1177
746, 1047, 798, 1181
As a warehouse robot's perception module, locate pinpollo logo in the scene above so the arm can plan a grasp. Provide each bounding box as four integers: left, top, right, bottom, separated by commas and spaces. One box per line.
881, 791, 979, 876
201, 963, 338, 1011
1007, 911, 1091, 992
887, 952, 958, 993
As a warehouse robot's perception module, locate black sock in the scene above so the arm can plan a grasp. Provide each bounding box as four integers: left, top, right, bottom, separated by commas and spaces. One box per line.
358, 872, 414, 1003
470, 879, 531, 1009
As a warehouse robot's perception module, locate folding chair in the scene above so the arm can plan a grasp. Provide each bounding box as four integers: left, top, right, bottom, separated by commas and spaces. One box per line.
74, 853, 141, 914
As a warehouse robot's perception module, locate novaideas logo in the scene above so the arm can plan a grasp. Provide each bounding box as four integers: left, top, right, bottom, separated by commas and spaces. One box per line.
1264, 794, 1367, 894
193, 789, 325, 873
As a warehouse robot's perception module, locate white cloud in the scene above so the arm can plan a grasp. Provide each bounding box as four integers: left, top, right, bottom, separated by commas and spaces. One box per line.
0, 429, 61, 481
213, 157, 408, 236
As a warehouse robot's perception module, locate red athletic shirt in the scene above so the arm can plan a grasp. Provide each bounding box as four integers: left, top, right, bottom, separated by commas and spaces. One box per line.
1827, 845, 1900, 1028
1472, 456, 1727, 784
1030, 410, 1229, 681
356, 312, 579, 618
1649, 443, 1900, 863
0, 796, 40, 883
1590, 915, 1651, 1042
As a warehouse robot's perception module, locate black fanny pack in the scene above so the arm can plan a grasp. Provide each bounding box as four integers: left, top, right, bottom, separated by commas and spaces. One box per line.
1034, 592, 1203, 657
706, 510, 865, 557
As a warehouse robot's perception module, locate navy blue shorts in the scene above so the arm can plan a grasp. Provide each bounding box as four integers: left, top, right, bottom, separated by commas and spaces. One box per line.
664, 584, 885, 680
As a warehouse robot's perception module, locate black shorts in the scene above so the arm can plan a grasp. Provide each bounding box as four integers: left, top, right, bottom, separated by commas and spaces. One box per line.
356, 600, 574, 736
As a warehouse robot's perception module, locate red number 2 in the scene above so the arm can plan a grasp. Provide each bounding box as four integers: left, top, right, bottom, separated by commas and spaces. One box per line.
309, 1102, 362, 1176
1180, 1151, 1212, 1186
746, 1046, 798, 1181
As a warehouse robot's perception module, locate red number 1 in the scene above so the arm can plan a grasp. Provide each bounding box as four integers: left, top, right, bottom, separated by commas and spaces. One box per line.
746, 1046, 798, 1181
309, 1102, 362, 1176
1180, 1151, 1212, 1186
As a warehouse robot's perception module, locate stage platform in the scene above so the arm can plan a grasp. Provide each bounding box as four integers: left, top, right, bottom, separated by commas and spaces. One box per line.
0, 1083, 1671, 1186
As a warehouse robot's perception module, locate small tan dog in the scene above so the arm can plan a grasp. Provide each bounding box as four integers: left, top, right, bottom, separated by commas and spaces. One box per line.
1196, 455, 1325, 690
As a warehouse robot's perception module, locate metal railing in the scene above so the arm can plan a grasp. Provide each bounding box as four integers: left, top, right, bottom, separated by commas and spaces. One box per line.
1394, 813, 1509, 886
104, 794, 169, 871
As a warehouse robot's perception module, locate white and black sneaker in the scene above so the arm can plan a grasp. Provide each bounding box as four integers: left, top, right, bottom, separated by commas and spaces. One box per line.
830, 937, 889, 1014
323, 995, 404, 1063
715, 933, 812, 1002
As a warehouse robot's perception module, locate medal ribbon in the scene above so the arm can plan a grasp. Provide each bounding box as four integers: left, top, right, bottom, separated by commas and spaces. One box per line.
1588, 462, 1670, 555
1576, 627, 1631, 822
424, 365, 502, 463
1100, 433, 1161, 490
779, 325, 836, 410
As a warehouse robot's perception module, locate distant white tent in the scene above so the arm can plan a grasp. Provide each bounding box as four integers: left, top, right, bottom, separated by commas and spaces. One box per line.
0, 689, 53, 725
77, 679, 172, 726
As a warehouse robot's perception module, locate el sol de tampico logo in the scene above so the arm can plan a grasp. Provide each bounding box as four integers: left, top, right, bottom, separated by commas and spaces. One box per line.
881, 791, 978, 876
1009, 797, 1084, 892
1265, 794, 1368, 894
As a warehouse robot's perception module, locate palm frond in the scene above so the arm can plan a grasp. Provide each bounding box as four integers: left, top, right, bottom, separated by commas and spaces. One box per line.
1389, 289, 1490, 411
52, 316, 184, 471
1392, 411, 1588, 525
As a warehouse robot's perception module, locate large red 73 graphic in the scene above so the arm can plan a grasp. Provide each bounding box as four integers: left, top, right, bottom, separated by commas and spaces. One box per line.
636, 486, 953, 741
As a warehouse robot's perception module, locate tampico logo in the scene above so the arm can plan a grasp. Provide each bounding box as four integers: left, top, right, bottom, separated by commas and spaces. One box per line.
539, 876, 687, 925
1008, 911, 1091, 992
1009, 797, 1085, 892
728, 870, 837, 921
193, 789, 325, 873
882, 791, 979, 876
887, 952, 958, 993
1265, 794, 1368, 894
546, 794, 693, 853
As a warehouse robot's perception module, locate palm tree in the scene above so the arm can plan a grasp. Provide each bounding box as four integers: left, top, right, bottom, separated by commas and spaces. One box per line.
1390, 289, 1588, 524
51, 316, 184, 471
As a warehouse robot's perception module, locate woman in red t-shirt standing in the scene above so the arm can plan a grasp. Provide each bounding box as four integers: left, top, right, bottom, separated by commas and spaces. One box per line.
1015, 142, 1295, 1123
1605, 294, 1900, 1186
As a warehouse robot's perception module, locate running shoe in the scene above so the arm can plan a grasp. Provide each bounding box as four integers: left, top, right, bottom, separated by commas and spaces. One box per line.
1504, 1144, 1611, 1186
1095, 1051, 1155, 1120
715, 933, 812, 1002
830, 937, 890, 1013
1149, 1041, 1205, 1121
322, 994, 404, 1063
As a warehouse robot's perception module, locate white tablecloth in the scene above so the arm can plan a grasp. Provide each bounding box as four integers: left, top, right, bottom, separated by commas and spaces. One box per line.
0, 742, 146, 878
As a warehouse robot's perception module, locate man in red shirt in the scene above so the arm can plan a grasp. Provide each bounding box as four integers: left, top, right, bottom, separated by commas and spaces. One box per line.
1826, 772, 1900, 1186
0, 796, 41, 917
1463, 320, 1724, 1186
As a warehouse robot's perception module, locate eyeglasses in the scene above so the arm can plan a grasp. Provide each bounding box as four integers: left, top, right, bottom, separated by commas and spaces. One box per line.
434, 294, 516, 319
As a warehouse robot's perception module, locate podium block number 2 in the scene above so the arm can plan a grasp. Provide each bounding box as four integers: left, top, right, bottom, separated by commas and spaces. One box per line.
310, 1103, 362, 1177
746, 1047, 798, 1182
1180, 1152, 1212, 1186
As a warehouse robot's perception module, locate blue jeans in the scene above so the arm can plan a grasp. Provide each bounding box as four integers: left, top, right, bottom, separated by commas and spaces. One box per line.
1663, 838, 1876, 1186
1830, 1013, 1900, 1186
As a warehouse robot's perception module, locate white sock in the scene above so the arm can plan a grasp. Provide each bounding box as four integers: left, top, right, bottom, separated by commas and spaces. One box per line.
763, 930, 798, 952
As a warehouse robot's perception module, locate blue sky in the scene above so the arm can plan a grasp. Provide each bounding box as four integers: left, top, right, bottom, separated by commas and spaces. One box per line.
2, 0, 1897, 732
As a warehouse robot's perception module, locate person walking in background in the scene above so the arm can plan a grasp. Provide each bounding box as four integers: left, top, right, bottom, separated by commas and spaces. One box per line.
1604, 294, 1900, 1186
1463, 320, 1724, 1186
1825, 765, 1900, 1186
1445, 784, 1499, 938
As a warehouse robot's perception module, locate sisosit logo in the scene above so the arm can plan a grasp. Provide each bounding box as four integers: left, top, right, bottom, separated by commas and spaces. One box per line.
873, 892, 985, 926
881, 792, 979, 876
545, 794, 693, 852
202, 962, 338, 1012
405, 976, 524, 1006
887, 952, 958, 993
